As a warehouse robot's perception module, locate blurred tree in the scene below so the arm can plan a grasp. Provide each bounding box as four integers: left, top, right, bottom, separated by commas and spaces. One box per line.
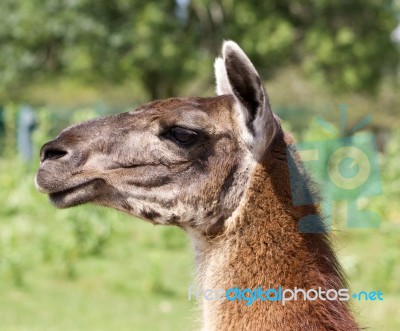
189, 0, 399, 91
0, 0, 398, 101
0, 0, 206, 100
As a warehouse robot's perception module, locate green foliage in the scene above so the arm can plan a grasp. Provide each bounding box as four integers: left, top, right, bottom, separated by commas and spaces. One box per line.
0, 0, 398, 102
369, 128, 400, 221
0, 0, 208, 100
1, 103, 19, 157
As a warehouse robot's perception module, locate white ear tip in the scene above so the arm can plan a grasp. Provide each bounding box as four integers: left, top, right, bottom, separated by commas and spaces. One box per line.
222, 40, 245, 58
222, 40, 257, 75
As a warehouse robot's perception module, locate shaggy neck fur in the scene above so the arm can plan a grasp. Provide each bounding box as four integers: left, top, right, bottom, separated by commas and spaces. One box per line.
192, 135, 359, 331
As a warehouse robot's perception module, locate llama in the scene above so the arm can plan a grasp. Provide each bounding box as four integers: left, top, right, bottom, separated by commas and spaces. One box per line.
35, 41, 359, 330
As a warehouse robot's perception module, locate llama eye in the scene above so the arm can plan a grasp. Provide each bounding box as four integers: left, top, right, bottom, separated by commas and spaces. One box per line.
169, 127, 198, 145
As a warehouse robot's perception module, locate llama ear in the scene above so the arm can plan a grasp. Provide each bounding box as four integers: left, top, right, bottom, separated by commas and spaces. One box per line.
214, 41, 277, 158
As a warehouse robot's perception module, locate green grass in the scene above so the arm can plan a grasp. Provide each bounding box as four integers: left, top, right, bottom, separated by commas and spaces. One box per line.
336, 224, 400, 330
0, 206, 198, 330
0, 222, 198, 331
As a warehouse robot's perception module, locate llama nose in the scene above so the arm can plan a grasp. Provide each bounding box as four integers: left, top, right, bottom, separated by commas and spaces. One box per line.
40, 142, 69, 162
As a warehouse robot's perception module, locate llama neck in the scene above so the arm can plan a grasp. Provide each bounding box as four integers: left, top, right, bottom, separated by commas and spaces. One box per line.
193, 139, 358, 331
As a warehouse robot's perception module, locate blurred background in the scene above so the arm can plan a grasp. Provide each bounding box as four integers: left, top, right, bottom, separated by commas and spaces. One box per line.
0, 0, 399, 330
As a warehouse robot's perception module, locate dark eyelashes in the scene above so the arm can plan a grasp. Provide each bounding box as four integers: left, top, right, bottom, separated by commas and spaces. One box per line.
161, 126, 206, 146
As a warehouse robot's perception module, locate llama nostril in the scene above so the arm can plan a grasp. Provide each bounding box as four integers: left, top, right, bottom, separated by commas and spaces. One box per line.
42, 147, 68, 162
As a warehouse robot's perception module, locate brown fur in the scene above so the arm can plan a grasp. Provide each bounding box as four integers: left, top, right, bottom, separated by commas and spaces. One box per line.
197, 133, 358, 330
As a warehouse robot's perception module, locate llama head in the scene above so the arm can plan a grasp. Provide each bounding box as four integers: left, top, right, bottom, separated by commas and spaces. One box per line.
35, 41, 281, 234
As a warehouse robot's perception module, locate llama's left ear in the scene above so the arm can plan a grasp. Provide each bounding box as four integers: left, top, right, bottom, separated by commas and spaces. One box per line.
214, 40, 277, 159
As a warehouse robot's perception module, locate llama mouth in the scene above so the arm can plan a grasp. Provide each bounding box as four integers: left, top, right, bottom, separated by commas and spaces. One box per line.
48, 179, 103, 208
